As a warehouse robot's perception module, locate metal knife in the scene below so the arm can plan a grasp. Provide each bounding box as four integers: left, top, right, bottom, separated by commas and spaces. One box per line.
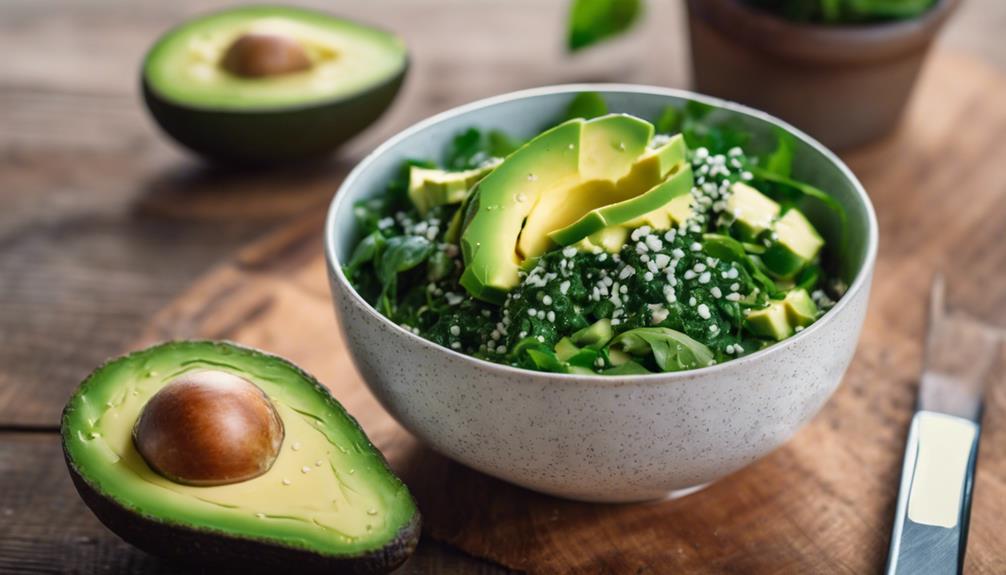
885, 275, 1003, 574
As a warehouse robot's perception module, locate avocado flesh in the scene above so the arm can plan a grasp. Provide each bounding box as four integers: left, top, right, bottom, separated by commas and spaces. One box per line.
408, 162, 499, 216
745, 301, 793, 341
145, 6, 406, 109
516, 115, 653, 259
572, 226, 629, 253
142, 6, 407, 164
784, 288, 819, 327
613, 134, 688, 200
62, 341, 418, 568
726, 182, 780, 242
549, 161, 693, 247
459, 114, 653, 303
762, 209, 825, 279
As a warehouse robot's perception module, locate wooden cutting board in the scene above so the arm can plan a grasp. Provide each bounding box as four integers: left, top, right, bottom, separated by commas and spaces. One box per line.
135, 51, 1006, 574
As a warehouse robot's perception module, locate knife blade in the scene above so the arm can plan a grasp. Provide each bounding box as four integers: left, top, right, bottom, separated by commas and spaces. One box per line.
886, 275, 1002, 575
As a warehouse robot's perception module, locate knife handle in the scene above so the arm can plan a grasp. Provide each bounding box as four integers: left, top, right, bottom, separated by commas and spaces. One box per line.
886, 411, 980, 575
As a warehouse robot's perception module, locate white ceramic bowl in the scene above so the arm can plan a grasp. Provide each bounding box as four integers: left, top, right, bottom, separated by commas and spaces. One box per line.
325, 86, 877, 502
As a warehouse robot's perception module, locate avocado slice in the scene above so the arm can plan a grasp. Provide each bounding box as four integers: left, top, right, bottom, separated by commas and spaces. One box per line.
549, 162, 693, 246
460, 114, 653, 303
613, 133, 688, 199
554, 337, 581, 362
726, 182, 780, 241
762, 208, 825, 279
572, 226, 630, 254
142, 6, 408, 164
408, 161, 499, 216
570, 318, 614, 349
784, 288, 819, 327
61, 341, 419, 574
745, 301, 793, 341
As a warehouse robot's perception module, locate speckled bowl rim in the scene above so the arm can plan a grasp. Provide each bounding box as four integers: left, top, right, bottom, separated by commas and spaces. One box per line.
324, 84, 878, 385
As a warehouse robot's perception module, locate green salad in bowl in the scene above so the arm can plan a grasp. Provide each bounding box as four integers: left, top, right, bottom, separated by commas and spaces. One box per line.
343, 94, 846, 376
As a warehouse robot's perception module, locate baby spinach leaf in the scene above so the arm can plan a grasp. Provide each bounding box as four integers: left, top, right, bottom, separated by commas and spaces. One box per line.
345, 231, 385, 276
609, 327, 714, 372
445, 128, 485, 170
564, 92, 609, 121
567, 0, 642, 51
379, 236, 435, 284
526, 348, 566, 373
446, 128, 520, 170
602, 361, 652, 375
764, 129, 794, 178
426, 249, 453, 282
655, 105, 682, 135
376, 236, 435, 314
702, 234, 780, 297
488, 130, 521, 158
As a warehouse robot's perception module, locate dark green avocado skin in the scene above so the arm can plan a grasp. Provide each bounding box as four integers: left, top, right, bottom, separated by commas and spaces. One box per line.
60, 340, 421, 575
65, 464, 421, 574
142, 65, 406, 166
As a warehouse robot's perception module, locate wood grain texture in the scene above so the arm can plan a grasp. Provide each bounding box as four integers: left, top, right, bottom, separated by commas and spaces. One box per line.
0, 434, 504, 575
0, 0, 687, 429
126, 52, 1006, 574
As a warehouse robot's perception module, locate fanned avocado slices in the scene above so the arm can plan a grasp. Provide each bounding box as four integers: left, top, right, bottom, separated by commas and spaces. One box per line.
61, 341, 419, 574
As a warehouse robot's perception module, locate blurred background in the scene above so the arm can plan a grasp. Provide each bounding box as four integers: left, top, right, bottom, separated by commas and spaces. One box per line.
1, 0, 1005, 573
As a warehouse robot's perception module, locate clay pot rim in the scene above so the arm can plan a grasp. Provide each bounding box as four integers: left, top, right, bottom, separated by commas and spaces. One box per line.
686, 0, 961, 65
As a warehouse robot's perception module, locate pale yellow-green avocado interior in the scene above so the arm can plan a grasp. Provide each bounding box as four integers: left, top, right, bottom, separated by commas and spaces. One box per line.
144, 6, 407, 109
62, 341, 416, 556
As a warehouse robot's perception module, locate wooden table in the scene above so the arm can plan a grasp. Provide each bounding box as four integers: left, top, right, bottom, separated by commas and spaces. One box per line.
1, 1, 1004, 573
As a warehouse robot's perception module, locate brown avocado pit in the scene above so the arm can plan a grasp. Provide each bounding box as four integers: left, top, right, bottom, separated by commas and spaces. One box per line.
221, 33, 313, 78
133, 369, 284, 486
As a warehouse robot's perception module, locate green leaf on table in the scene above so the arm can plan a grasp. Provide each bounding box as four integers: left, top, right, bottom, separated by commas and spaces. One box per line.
609, 328, 714, 372
567, 0, 643, 52
563, 92, 609, 121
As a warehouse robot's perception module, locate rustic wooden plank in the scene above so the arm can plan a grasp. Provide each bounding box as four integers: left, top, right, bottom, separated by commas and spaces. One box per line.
0, 432, 509, 574
116, 50, 1006, 574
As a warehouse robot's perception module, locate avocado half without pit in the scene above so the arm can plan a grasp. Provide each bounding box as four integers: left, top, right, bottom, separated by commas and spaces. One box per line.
142, 6, 408, 164
61, 341, 420, 574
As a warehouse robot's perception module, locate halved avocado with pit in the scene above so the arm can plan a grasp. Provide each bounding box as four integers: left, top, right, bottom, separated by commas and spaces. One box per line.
61, 340, 419, 574
142, 6, 408, 164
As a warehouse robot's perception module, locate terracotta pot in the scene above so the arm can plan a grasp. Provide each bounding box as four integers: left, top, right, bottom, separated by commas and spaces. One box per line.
686, 0, 960, 150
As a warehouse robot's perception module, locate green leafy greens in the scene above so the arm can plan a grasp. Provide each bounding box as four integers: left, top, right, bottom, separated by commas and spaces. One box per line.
345, 93, 844, 375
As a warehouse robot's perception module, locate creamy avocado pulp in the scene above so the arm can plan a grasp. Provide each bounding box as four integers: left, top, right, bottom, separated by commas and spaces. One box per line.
145, 6, 406, 109
63, 341, 416, 556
